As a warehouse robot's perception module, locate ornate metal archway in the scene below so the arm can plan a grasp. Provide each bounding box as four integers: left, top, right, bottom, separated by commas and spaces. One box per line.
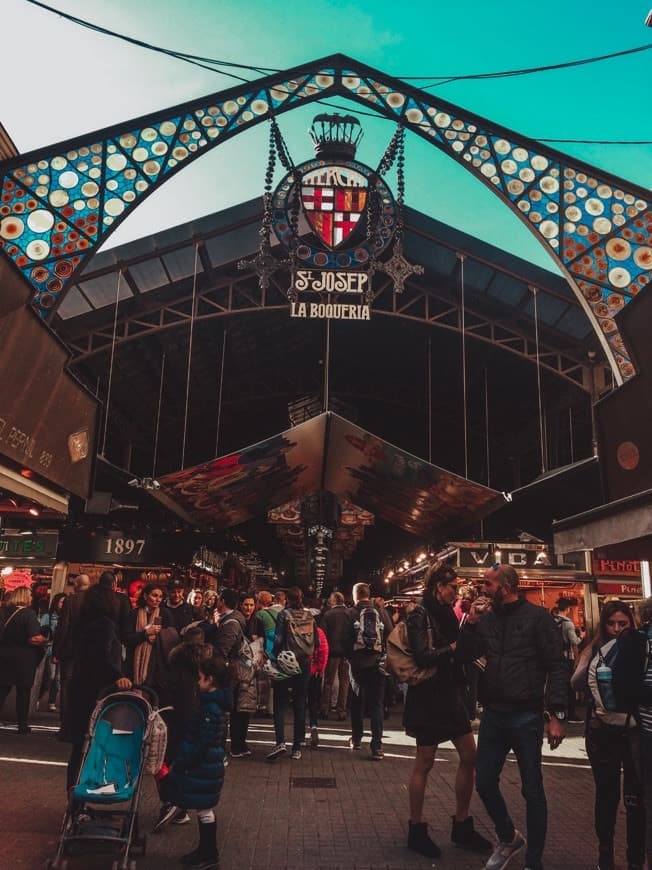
0, 54, 649, 384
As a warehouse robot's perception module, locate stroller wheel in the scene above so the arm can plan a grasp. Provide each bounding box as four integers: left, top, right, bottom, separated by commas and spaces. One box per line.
134, 833, 147, 855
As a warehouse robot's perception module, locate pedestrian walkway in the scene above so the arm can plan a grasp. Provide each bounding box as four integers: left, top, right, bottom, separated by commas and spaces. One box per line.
0, 711, 623, 869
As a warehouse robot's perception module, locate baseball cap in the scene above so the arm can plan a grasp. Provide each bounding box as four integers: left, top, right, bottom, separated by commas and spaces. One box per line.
168, 578, 185, 590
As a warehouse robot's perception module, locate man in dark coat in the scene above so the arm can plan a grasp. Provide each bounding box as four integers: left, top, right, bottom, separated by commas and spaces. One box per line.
52, 573, 90, 736
165, 578, 195, 634
457, 564, 568, 870
320, 591, 351, 720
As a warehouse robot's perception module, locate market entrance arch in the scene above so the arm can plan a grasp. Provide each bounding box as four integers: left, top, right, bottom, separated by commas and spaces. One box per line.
0, 54, 650, 385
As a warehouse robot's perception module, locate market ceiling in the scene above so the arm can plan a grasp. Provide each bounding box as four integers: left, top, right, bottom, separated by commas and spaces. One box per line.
45, 198, 604, 563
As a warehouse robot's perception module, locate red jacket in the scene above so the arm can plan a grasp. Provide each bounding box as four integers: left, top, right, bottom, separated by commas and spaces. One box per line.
310, 627, 329, 676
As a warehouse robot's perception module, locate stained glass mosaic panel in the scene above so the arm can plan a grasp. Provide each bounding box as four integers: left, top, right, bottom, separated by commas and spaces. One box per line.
0, 56, 649, 383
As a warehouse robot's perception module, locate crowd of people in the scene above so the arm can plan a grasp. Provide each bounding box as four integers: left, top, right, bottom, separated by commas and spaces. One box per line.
2, 565, 652, 870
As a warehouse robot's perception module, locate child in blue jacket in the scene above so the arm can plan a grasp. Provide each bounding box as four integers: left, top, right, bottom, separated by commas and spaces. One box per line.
158, 656, 232, 869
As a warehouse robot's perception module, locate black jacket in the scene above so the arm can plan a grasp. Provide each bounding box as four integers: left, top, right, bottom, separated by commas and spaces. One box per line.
403, 602, 466, 732
613, 624, 652, 712
322, 605, 351, 658
456, 597, 568, 714
165, 602, 196, 634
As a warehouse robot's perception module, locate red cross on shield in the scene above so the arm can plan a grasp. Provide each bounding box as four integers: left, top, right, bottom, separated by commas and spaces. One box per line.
301, 164, 368, 250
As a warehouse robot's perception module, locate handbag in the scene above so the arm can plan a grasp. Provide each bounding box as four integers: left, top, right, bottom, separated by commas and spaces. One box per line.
386, 613, 437, 685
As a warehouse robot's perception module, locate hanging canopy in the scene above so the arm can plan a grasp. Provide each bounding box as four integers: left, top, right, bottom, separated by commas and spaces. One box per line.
153, 412, 506, 539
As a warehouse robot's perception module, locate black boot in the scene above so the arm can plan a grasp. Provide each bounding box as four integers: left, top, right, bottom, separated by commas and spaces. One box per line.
407, 821, 441, 858
188, 819, 219, 869
451, 815, 492, 853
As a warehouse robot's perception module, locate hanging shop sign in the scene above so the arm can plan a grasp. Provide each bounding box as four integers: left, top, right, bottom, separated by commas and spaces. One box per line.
239, 114, 423, 319
593, 557, 641, 576
597, 580, 642, 596
0, 530, 59, 563
456, 543, 564, 571
192, 547, 224, 574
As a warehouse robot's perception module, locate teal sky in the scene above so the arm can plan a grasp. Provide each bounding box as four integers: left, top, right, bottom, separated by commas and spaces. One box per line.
3, 0, 651, 272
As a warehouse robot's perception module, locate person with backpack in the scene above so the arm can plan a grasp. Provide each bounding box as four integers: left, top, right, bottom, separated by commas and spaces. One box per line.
571, 600, 644, 870
613, 596, 652, 869
267, 586, 316, 761
404, 565, 491, 859
254, 590, 279, 716
206, 589, 251, 759
345, 582, 393, 760
553, 598, 582, 722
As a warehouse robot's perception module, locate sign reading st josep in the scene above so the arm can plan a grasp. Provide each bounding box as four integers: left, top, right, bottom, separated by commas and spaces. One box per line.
268, 114, 421, 320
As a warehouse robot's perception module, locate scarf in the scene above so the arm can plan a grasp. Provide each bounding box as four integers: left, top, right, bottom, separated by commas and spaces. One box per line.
133, 605, 159, 685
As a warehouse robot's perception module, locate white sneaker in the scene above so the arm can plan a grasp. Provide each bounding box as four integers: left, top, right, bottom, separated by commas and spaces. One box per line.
266, 743, 286, 761
291, 749, 302, 760
485, 831, 526, 870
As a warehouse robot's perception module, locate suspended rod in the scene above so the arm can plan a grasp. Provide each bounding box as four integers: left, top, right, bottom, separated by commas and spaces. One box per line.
152, 352, 166, 478
100, 270, 123, 457
181, 244, 199, 469
531, 286, 547, 474
427, 336, 432, 464
215, 324, 227, 457
324, 319, 331, 412
459, 254, 469, 479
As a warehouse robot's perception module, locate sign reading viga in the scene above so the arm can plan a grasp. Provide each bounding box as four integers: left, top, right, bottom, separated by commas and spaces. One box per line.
289, 269, 370, 319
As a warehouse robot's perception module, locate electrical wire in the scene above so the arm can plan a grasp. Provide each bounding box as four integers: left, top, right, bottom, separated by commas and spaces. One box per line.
407, 42, 652, 88
315, 99, 652, 144
24, 1, 652, 146
23, 0, 270, 82
25, 0, 652, 91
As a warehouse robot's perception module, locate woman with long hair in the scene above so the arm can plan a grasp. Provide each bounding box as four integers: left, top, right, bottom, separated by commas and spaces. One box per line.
124, 583, 177, 704
404, 565, 491, 858
571, 600, 644, 870
0, 586, 47, 733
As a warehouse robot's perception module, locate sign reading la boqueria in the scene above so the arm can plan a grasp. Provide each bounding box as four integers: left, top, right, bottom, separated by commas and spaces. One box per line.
238, 113, 423, 319
289, 269, 371, 319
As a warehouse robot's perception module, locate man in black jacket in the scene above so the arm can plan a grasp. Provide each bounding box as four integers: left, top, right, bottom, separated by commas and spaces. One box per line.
165, 577, 195, 634
458, 564, 568, 870
320, 592, 351, 720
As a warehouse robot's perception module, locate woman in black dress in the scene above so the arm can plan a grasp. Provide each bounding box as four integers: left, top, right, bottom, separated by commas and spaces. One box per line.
0, 586, 47, 733
404, 565, 490, 858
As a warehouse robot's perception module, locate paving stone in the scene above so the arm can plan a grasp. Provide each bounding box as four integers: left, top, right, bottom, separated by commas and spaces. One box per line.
0, 712, 626, 869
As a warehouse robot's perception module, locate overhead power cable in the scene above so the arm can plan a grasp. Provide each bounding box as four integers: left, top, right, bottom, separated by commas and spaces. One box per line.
25, 0, 652, 90
24, 0, 271, 82
23, 1, 652, 146
403, 42, 652, 87
314, 99, 652, 144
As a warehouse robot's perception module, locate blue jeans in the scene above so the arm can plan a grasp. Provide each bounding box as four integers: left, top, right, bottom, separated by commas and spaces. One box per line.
476, 709, 546, 869
350, 666, 385, 752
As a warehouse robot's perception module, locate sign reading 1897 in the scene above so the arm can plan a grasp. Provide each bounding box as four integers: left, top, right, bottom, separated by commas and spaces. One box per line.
104, 536, 146, 556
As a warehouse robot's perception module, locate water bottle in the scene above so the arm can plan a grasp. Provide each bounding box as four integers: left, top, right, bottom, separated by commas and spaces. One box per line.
596, 662, 617, 711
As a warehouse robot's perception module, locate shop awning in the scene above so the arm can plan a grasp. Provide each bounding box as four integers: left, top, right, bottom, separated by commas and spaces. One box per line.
552, 488, 652, 559
153, 412, 506, 538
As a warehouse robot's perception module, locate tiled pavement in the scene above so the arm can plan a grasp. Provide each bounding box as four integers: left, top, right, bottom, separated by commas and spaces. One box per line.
0, 709, 628, 869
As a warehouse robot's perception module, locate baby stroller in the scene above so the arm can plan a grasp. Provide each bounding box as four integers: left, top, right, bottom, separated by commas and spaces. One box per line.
47, 686, 168, 870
